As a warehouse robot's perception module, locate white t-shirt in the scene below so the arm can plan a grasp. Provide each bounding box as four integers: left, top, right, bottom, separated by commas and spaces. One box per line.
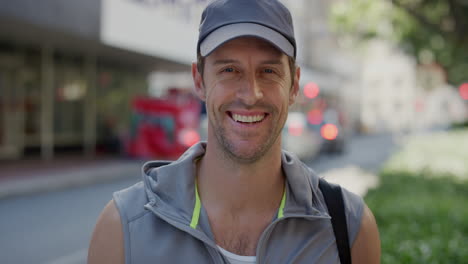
217, 246, 256, 264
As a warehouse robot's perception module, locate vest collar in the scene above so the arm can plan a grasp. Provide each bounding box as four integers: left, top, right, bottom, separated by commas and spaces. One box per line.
142, 142, 328, 230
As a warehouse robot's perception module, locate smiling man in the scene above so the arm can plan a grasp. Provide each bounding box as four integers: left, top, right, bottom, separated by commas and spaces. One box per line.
88, 0, 380, 263
198, 36, 293, 164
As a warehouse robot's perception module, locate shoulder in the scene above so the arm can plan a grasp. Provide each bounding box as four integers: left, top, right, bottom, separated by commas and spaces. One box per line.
316, 180, 366, 246
88, 199, 125, 264
325, 184, 380, 263
302, 165, 380, 262
340, 187, 365, 245
113, 181, 149, 223
351, 203, 381, 263
88, 181, 149, 264
338, 186, 380, 263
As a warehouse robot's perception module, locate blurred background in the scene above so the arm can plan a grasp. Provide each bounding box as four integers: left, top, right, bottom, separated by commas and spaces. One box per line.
0, 0, 467, 263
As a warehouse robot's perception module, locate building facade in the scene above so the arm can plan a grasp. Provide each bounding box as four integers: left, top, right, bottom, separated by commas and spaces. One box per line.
359, 40, 467, 133
0, 0, 359, 160
0, 0, 191, 160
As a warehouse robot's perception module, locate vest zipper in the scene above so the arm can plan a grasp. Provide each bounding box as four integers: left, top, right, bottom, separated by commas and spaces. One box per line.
144, 204, 227, 263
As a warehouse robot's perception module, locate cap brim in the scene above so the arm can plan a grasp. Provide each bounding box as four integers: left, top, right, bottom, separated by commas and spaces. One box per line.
199, 23, 294, 58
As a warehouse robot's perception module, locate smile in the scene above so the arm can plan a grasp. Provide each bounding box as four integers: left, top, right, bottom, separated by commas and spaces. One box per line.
230, 113, 266, 123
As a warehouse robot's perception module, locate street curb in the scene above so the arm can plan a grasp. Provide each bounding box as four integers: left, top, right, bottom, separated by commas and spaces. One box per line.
0, 162, 142, 200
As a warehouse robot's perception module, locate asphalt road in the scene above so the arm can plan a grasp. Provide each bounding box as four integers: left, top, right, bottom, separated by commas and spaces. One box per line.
0, 177, 140, 264
0, 133, 397, 264
308, 133, 397, 174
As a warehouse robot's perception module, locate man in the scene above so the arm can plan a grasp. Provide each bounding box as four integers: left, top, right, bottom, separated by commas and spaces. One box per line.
88, 0, 380, 263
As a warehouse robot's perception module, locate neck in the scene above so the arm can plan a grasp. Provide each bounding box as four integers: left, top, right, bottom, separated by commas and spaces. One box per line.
197, 140, 285, 214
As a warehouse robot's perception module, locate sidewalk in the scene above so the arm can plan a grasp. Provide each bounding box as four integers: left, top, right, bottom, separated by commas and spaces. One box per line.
0, 133, 391, 200
320, 165, 380, 197
0, 156, 144, 200
0, 156, 380, 200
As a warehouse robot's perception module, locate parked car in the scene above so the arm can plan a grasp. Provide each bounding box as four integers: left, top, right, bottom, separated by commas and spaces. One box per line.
282, 112, 323, 160
319, 108, 346, 154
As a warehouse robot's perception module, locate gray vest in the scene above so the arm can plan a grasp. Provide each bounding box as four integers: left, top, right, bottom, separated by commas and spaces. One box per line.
113, 142, 363, 263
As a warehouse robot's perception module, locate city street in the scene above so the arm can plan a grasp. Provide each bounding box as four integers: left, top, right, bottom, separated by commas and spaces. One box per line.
0, 177, 139, 264
1, 1, 465, 263
309, 133, 397, 174
0, 133, 398, 264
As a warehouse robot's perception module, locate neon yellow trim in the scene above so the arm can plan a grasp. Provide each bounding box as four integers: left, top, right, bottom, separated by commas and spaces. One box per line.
277, 188, 287, 219
190, 181, 202, 229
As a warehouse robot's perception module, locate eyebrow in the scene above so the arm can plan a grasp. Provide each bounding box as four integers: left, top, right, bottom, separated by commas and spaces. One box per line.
213, 59, 239, 65
260, 60, 284, 65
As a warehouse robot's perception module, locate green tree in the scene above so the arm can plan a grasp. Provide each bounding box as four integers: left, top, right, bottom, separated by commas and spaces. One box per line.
331, 0, 468, 85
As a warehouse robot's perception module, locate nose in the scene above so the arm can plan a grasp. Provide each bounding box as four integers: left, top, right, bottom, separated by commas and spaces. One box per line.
237, 73, 263, 105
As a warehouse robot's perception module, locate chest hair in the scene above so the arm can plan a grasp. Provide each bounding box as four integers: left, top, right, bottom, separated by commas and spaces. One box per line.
211, 213, 273, 256
217, 229, 259, 256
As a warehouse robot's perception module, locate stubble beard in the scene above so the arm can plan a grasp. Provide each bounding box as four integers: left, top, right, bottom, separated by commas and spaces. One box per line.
208, 104, 286, 164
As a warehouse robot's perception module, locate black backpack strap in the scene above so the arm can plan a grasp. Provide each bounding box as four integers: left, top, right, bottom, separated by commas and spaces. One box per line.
318, 178, 352, 264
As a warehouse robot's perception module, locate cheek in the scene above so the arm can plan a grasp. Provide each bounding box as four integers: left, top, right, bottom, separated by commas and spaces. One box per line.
202, 80, 217, 102
279, 86, 294, 104
206, 80, 237, 99
204, 84, 227, 110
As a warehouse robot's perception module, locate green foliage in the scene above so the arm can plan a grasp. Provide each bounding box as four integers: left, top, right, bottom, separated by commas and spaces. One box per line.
365, 129, 468, 262
331, 0, 393, 41
366, 172, 468, 263
330, 0, 468, 85
452, 121, 468, 129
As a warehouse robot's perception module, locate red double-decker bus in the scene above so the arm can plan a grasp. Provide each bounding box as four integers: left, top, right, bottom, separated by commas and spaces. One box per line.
126, 89, 201, 159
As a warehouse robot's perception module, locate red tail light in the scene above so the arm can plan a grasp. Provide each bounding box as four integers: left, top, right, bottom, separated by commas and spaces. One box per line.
307, 109, 323, 125
321, 124, 338, 140
304, 82, 320, 99
460, 83, 468, 100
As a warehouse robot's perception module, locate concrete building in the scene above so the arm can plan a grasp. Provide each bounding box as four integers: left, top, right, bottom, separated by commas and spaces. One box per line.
0, 0, 360, 160
0, 0, 197, 160
359, 40, 467, 133
360, 40, 418, 133
413, 64, 467, 130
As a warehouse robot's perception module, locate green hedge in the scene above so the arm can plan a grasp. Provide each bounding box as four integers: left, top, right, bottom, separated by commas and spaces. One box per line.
365, 172, 468, 263
452, 121, 468, 129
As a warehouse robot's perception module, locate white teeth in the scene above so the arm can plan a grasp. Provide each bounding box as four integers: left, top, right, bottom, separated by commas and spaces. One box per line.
232, 114, 265, 123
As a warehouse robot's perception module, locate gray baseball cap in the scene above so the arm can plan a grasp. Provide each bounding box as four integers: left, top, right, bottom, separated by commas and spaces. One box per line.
197, 0, 296, 58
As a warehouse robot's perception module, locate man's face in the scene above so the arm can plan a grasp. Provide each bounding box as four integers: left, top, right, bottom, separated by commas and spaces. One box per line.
193, 37, 299, 163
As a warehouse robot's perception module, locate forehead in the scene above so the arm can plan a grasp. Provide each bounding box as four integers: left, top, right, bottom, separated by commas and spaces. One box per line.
207, 37, 285, 60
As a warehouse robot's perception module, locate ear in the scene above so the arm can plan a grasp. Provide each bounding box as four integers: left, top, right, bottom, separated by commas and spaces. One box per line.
289, 66, 300, 106
192, 63, 206, 101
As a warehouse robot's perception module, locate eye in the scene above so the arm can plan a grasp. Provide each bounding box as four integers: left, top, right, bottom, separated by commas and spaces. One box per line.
222, 67, 235, 73
263, 68, 274, 74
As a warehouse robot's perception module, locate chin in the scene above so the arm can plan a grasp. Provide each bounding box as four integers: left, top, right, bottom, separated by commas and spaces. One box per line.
223, 140, 274, 164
